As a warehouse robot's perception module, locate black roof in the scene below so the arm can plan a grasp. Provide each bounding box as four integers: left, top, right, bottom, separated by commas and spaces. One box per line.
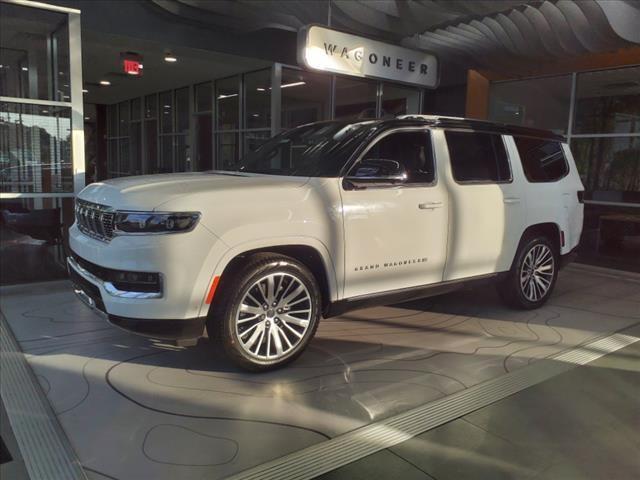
308, 116, 565, 142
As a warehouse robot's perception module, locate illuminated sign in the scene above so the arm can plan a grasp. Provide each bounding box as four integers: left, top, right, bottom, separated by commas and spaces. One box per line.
121, 52, 143, 76
298, 25, 438, 88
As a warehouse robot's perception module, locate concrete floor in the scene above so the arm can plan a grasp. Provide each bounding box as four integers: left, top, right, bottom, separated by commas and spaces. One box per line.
0, 264, 638, 479
319, 340, 640, 480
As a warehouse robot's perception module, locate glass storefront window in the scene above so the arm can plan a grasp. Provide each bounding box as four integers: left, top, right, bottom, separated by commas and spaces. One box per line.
0, 3, 70, 101
573, 66, 640, 135
216, 76, 239, 130
571, 136, 640, 204
335, 77, 378, 120
0, 103, 72, 193
195, 82, 212, 113
118, 101, 129, 137
243, 131, 270, 155
175, 87, 189, 134
281, 68, 331, 129
381, 83, 420, 117
195, 113, 213, 171
489, 75, 572, 133
159, 91, 173, 134
144, 94, 157, 119
218, 132, 239, 170
245, 69, 271, 129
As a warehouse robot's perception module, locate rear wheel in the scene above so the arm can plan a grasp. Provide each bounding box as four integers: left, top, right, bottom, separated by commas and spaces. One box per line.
207, 253, 321, 371
498, 236, 558, 309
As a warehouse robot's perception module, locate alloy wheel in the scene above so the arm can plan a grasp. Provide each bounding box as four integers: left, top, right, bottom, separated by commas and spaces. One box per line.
234, 272, 313, 361
519, 244, 555, 302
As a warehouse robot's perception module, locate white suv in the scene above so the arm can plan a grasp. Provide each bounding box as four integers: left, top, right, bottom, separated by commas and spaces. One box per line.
68, 115, 584, 371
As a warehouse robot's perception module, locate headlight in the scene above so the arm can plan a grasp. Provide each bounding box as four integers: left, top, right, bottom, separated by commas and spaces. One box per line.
114, 211, 200, 234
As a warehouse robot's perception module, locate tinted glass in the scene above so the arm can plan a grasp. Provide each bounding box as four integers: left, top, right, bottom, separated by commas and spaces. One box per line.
0, 4, 69, 101
573, 66, 640, 134
194, 82, 212, 113
362, 131, 434, 184
514, 137, 568, 182
159, 91, 173, 134
245, 69, 270, 129
175, 87, 189, 133
488, 75, 571, 134
216, 76, 239, 130
237, 121, 374, 177
381, 84, 421, 117
0, 103, 72, 193
446, 131, 511, 183
571, 136, 640, 204
281, 68, 331, 129
335, 77, 377, 120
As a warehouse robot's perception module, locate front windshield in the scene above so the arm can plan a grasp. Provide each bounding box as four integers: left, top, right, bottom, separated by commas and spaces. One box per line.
236, 121, 376, 177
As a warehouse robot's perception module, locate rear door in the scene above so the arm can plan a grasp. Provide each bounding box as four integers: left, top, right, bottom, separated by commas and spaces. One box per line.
340, 128, 449, 298
440, 130, 526, 281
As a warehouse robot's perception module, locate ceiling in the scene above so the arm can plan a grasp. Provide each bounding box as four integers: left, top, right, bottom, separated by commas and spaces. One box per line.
151, 0, 640, 76
81, 31, 270, 105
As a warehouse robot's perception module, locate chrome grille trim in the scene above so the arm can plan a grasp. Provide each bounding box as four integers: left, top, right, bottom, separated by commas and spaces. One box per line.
75, 199, 115, 242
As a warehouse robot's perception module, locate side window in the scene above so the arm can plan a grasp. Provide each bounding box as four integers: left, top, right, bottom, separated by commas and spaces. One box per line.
445, 131, 511, 183
361, 131, 435, 184
514, 137, 568, 182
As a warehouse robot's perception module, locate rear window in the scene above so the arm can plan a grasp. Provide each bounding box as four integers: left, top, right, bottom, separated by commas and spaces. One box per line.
445, 131, 511, 183
514, 137, 568, 182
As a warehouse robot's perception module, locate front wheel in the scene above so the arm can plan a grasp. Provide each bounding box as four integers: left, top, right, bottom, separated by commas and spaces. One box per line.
498, 236, 558, 309
207, 254, 321, 371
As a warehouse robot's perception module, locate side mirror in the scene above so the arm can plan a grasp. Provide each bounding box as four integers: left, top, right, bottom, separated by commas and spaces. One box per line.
344, 159, 408, 188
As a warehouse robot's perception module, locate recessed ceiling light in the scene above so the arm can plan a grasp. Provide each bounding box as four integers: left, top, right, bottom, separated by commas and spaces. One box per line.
21, 67, 28, 71
82, 89, 88, 93
84, 116, 90, 120
164, 53, 177, 63
99, 80, 111, 86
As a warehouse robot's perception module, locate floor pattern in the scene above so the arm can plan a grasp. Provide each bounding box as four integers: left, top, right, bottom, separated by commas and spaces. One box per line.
1, 266, 638, 479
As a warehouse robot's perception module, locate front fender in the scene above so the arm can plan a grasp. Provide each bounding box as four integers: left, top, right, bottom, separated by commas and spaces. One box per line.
195, 236, 340, 318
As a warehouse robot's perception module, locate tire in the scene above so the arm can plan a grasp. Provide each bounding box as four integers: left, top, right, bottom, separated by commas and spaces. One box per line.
206, 253, 321, 372
497, 235, 558, 310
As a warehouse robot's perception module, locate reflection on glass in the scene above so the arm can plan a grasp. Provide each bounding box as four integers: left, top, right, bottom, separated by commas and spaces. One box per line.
130, 123, 142, 175
145, 119, 158, 173
335, 77, 377, 120
195, 82, 212, 113
118, 138, 130, 175
195, 114, 213, 171
131, 98, 142, 122
243, 131, 270, 155
118, 101, 129, 137
488, 75, 572, 133
160, 91, 173, 134
108, 104, 118, 137
381, 83, 420, 117
0, 3, 69, 101
574, 67, 640, 134
175, 87, 189, 133
218, 132, 239, 170
571, 137, 640, 203
245, 69, 271, 129
160, 136, 173, 173
0, 103, 72, 193
281, 68, 331, 129
216, 76, 239, 130
144, 94, 157, 119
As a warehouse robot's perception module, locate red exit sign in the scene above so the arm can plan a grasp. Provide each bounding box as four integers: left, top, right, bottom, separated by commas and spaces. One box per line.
121, 52, 143, 76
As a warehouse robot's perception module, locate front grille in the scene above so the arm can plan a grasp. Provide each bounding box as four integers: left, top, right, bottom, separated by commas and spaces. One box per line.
75, 199, 115, 241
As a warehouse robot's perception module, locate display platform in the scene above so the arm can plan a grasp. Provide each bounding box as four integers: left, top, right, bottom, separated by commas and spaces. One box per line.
1, 265, 639, 480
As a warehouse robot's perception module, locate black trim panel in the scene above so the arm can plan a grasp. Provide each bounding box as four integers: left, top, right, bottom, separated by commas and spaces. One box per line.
108, 315, 206, 340
325, 272, 504, 318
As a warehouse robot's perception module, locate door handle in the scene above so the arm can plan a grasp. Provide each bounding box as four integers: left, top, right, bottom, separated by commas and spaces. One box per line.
419, 201, 443, 210
503, 197, 521, 204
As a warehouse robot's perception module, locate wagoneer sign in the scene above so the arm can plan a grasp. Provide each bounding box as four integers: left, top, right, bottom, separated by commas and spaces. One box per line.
298, 25, 438, 88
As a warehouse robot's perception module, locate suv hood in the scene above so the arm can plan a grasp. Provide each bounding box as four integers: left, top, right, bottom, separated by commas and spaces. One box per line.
78, 172, 310, 211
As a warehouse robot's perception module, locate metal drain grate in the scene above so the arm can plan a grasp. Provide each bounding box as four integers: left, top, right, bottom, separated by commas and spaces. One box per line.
0, 314, 87, 480
229, 330, 639, 480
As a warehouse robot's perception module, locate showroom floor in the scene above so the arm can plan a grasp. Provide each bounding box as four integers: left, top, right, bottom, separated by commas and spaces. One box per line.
1, 264, 639, 479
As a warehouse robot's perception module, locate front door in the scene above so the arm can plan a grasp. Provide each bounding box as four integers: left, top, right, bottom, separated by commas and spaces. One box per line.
340, 128, 449, 298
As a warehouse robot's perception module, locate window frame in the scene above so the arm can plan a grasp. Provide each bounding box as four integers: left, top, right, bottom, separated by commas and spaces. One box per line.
513, 135, 570, 184
444, 129, 513, 186
343, 126, 438, 190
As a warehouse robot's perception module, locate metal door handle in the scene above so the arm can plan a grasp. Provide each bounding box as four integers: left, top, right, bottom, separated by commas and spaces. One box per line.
503, 197, 521, 204
419, 201, 443, 209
